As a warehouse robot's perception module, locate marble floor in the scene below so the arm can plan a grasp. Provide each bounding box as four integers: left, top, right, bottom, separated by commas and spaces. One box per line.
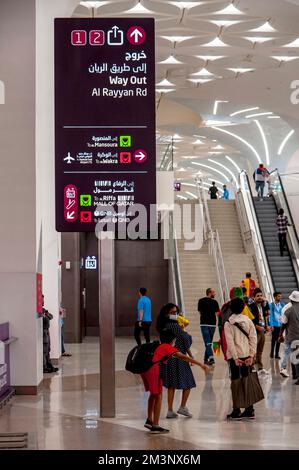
0, 336, 299, 450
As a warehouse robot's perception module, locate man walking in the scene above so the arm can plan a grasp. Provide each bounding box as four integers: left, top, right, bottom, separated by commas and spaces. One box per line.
279, 291, 299, 384
208, 182, 219, 200
134, 287, 152, 346
249, 288, 270, 373
198, 288, 220, 365
269, 292, 285, 359
253, 163, 269, 199
276, 208, 291, 257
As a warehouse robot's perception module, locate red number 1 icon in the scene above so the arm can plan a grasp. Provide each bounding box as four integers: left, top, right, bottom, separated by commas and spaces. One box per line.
71, 30, 87, 46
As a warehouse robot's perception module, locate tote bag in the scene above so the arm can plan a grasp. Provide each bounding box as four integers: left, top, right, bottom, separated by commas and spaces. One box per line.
231, 369, 264, 409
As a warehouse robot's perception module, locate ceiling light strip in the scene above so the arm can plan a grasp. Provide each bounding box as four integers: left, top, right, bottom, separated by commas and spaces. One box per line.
225, 155, 241, 173
230, 107, 259, 117
185, 191, 198, 199
246, 112, 273, 118
211, 126, 262, 164
208, 158, 238, 185
208, 177, 226, 186
191, 162, 230, 182
213, 100, 228, 116
181, 183, 197, 187
278, 130, 295, 155
254, 120, 270, 165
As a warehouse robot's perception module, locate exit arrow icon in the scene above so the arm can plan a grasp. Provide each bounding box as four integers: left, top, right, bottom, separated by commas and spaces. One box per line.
127, 26, 146, 46
134, 149, 148, 163
130, 28, 142, 43
66, 211, 75, 220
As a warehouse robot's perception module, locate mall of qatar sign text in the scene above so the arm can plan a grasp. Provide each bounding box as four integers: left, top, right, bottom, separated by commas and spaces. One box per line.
55, 18, 156, 234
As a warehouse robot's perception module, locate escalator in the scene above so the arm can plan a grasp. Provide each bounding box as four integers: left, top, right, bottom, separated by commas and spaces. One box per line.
253, 196, 299, 300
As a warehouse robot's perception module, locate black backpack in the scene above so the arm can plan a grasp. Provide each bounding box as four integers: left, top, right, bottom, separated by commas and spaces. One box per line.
125, 341, 169, 374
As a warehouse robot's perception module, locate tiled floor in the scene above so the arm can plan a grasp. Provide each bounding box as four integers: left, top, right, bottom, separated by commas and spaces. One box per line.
0, 336, 299, 449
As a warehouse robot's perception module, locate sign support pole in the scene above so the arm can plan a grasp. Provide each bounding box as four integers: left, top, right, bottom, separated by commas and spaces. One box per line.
98, 234, 115, 418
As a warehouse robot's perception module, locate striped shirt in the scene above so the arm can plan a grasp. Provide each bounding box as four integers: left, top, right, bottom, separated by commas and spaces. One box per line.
276, 215, 289, 234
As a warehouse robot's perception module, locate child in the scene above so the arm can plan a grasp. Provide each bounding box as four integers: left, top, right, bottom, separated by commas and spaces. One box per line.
141, 328, 209, 434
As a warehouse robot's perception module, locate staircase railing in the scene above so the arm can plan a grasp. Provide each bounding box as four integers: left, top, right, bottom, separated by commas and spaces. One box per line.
236, 171, 274, 302
163, 211, 185, 313
196, 179, 229, 305
268, 169, 299, 284
159, 142, 173, 171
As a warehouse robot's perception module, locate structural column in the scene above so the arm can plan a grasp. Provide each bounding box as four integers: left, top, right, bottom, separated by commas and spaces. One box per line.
98, 236, 115, 418
0, 0, 42, 392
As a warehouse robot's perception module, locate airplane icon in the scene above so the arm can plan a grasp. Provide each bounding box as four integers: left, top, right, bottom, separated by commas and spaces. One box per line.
64, 152, 75, 164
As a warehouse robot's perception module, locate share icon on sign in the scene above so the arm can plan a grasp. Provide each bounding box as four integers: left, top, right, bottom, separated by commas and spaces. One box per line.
134, 149, 148, 164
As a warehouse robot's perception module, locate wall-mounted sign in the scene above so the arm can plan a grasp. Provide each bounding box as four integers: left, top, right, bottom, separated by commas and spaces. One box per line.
55, 19, 156, 233
85, 256, 97, 270
174, 182, 181, 192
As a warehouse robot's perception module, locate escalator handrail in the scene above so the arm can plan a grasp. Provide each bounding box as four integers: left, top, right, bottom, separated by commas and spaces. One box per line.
269, 169, 299, 244
239, 170, 275, 301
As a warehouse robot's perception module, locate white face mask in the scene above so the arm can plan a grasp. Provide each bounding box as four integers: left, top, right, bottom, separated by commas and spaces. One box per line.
169, 314, 178, 321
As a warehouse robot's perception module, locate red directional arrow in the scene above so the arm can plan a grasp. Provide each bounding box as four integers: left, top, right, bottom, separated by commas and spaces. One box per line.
134, 149, 148, 163
127, 26, 146, 45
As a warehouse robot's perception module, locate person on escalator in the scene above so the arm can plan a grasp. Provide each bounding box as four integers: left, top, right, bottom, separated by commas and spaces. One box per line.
253, 163, 270, 200
276, 208, 292, 257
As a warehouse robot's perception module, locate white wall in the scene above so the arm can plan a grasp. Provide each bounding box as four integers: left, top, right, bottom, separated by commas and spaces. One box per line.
0, 0, 40, 387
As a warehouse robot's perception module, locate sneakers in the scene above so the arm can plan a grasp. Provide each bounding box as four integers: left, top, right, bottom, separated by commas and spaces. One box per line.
149, 426, 169, 434
207, 358, 215, 366
227, 411, 242, 421
177, 406, 193, 418
280, 368, 289, 378
144, 419, 153, 430
275, 356, 281, 360
43, 367, 59, 373
258, 368, 269, 375
166, 410, 178, 419
240, 409, 255, 420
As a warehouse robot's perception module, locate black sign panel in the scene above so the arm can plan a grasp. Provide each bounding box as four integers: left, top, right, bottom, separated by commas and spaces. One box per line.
55, 18, 156, 232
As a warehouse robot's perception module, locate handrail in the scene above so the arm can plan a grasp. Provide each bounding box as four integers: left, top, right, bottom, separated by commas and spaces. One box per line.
165, 211, 185, 313
174, 232, 185, 314
237, 170, 274, 302
268, 170, 299, 284
269, 170, 299, 242
210, 230, 230, 305
196, 179, 229, 305
159, 142, 173, 171
195, 178, 212, 241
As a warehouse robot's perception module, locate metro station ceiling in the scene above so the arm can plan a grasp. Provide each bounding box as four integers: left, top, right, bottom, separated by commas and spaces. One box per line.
73, 0, 299, 198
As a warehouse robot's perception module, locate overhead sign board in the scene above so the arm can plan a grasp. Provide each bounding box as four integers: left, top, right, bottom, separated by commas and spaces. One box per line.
55, 18, 156, 233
